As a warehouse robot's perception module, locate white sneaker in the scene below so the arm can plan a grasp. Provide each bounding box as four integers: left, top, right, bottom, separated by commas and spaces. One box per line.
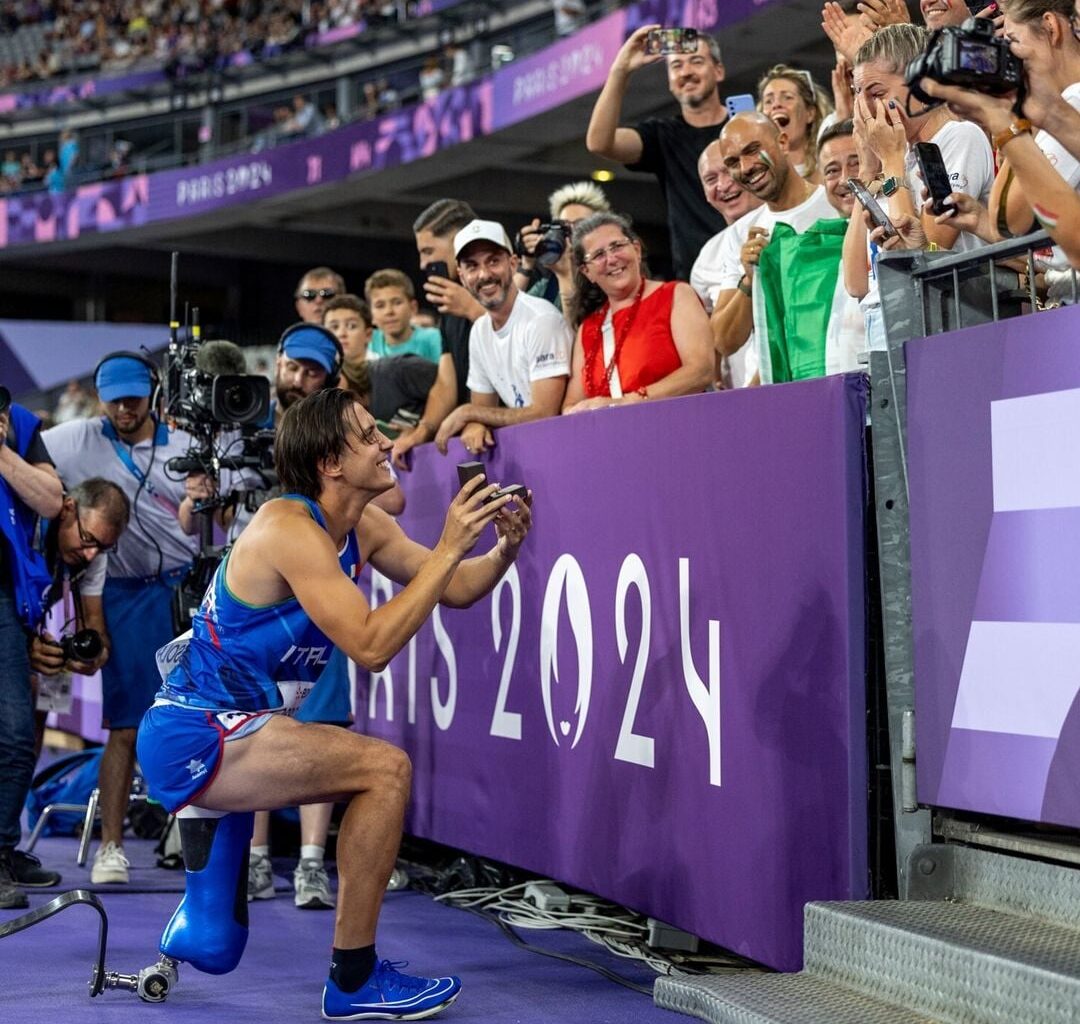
293, 858, 334, 909
248, 852, 275, 901
91, 842, 130, 884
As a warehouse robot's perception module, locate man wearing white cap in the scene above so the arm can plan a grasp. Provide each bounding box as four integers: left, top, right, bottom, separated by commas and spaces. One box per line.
434, 219, 571, 454
42, 351, 196, 884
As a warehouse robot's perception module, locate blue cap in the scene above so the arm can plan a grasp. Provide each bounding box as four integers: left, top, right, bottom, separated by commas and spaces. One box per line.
281, 325, 339, 376
96, 356, 153, 402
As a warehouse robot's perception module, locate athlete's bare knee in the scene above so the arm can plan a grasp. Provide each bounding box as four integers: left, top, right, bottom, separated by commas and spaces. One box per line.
366, 741, 411, 800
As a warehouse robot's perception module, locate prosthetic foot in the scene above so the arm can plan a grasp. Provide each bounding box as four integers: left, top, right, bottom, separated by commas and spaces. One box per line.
159, 808, 255, 975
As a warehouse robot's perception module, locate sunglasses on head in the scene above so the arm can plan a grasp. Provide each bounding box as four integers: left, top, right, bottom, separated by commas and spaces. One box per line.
297, 288, 337, 301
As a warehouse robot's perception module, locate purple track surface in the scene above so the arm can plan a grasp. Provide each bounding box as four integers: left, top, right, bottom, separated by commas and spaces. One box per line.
1, 840, 685, 1023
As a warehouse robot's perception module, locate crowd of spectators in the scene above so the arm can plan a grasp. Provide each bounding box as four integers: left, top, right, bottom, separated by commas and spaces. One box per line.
0, 0, 412, 87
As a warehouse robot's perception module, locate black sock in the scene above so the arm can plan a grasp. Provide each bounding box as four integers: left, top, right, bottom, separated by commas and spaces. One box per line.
330, 945, 377, 993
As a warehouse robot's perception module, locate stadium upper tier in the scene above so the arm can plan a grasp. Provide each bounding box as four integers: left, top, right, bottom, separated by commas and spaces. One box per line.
0, 0, 468, 92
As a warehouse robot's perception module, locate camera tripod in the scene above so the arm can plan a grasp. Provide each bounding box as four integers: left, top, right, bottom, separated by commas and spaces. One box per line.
0, 889, 180, 1002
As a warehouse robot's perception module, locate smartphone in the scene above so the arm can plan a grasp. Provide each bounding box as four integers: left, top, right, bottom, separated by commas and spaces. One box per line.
725, 93, 756, 118
423, 260, 450, 281
847, 177, 898, 239
457, 462, 526, 503
644, 27, 699, 56
913, 141, 955, 217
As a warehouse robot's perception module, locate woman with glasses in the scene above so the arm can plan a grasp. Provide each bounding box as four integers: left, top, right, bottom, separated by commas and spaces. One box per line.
562, 212, 713, 414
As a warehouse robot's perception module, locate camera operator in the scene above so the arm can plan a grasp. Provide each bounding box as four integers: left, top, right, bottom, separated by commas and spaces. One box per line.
42, 352, 196, 886
0, 389, 62, 908
912, 0, 1080, 271
512, 181, 613, 313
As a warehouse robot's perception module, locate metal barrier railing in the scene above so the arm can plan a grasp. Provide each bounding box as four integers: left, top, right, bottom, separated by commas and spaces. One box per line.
871, 231, 1080, 895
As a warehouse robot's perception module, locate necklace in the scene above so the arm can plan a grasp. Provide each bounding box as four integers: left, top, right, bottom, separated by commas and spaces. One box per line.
587, 277, 648, 397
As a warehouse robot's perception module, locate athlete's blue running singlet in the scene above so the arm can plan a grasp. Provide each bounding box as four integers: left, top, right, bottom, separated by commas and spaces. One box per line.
156, 495, 363, 714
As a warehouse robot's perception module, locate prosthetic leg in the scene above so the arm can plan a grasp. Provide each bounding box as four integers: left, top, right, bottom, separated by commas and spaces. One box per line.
159, 806, 255, 974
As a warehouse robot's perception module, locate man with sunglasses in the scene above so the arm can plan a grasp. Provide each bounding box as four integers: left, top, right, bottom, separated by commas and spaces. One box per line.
295, 266, 345, 326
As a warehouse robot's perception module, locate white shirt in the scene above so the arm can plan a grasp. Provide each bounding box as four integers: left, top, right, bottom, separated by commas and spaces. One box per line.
43, 418, 197, 578
466, 291, 572, 408
863, 119, 994, 314
1035, 82, 1080, 290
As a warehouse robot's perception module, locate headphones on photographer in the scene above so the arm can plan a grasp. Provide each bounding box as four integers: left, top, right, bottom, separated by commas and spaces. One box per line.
93, 350, 163, 408
277, 322, 344, 389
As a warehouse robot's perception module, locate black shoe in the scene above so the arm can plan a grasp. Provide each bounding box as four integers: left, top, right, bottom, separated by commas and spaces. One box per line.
11, 849, 61, 888
0, 850, 29, 910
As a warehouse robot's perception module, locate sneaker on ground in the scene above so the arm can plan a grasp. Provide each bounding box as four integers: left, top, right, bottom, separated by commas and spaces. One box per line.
386, 866, 409, 891
90, 842, 130, 884
322, 961, 461, 1021
11, 849, 61, 888
294, 858, 335, 910
248, 852, 275, 901
0, 849, 29, 910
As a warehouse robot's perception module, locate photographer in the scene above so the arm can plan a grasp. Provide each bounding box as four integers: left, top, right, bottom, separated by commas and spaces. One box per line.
512, 181, 613, 313
42, 353, 196, 886
0, 391, 62, 909
913, 1, 1080, 271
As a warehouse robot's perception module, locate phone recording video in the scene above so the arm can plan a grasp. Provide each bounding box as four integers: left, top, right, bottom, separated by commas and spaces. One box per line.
847, 178, 898, 240
644, 27, 699, 56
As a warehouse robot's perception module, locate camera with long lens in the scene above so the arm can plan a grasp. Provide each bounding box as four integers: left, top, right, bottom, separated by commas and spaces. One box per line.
163, 338, 270, 434
59, 628, 104, 663
906, 17, 1022, 108
515, 220, 573, 268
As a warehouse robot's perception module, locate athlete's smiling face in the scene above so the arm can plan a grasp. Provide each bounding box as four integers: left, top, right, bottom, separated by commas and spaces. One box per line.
336, 402, 394, 495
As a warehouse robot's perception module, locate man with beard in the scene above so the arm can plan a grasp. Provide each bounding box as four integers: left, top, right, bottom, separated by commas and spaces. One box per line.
709, 113, 837, 367
433, 220, 570, 453
586, 25, 728, 281
43, 353, 197, 885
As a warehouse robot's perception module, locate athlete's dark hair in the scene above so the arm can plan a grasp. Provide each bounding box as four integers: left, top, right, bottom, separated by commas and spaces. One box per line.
275, 388, 374, 499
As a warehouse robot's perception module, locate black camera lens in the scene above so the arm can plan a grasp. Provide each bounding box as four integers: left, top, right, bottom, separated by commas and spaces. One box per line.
211, 374, 271, 426
60, 628, 104, 662
534, 221, 572, 268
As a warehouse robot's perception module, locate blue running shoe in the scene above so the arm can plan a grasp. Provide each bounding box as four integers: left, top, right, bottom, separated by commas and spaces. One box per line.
322, 960, 461, 1021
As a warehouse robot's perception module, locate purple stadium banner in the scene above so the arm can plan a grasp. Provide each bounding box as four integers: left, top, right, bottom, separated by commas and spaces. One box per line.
0, 0, 787, 250
909, 307, 1080, 829
356, 378, 868, 971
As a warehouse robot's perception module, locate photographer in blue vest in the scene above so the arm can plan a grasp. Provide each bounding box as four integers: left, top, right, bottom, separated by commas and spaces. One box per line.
43, 352, 196, 886
0, 388, 63, 908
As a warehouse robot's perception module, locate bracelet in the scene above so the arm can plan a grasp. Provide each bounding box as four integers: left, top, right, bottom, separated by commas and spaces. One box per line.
736, 276, 752, 297
993, 118, 1033, 153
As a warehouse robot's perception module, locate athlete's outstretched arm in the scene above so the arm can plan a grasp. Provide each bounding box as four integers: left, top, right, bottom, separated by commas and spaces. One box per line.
363, 489, 532, 609
251, 480, 508, 670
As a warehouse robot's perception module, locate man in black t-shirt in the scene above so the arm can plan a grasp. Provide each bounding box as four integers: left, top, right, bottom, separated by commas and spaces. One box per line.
586, 24, 729, 281
392, 198, 487, 469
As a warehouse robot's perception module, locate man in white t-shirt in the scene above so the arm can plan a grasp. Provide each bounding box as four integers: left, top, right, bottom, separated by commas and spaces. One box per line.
434, 219, 571, 455
711, 113, 840, 383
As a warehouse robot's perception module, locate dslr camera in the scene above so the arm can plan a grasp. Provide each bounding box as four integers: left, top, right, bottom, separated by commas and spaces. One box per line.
906, 17, 1022, 107
515, 220, 573, 268
59, 627, 104, 663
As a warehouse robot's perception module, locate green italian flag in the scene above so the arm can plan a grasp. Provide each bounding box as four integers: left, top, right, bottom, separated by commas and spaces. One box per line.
752, 218, 850, 384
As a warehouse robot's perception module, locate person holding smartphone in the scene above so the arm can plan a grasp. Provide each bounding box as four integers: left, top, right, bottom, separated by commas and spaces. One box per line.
586, 24, 729, 280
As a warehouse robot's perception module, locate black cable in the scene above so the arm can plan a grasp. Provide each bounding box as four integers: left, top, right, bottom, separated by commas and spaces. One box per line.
454, 903, 655, 996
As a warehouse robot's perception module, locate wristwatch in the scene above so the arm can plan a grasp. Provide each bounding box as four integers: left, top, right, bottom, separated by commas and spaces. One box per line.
880, 176, 909, 198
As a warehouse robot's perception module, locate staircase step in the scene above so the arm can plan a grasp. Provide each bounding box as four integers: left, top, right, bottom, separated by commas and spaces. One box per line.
655, 972, 942, 1024
805, 900, 1080, 1024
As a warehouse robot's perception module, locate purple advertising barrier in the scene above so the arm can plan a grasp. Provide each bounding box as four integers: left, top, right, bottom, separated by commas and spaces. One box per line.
356, 377, 869, 971
909, 307, 1080, 829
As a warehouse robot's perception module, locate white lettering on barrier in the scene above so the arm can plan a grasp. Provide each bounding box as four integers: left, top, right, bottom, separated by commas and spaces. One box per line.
679, 557, 722, 786
175, 161, 272, 208
489, 564, 522, 740
539, 554, 593, 749
511, 44, 604, 107
366, 555, 722, 786
430, 605, 457, 730
368, 569, 396, 721
614, 553, 655, 768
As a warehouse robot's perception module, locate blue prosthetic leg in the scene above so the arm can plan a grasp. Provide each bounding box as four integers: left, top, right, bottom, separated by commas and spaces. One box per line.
159, 809, 254, 975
